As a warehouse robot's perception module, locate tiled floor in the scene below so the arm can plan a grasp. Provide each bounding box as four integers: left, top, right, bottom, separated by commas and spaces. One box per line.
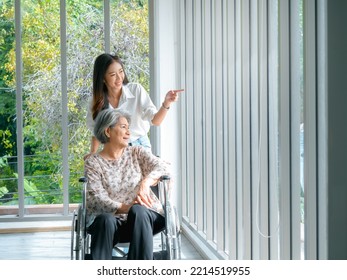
0, 221, 203, 260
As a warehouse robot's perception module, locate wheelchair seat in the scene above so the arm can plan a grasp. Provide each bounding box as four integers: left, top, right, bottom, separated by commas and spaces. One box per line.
71, 176, 181, 260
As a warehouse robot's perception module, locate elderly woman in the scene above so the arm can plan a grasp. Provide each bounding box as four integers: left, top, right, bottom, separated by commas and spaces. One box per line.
84, 108, 170, 260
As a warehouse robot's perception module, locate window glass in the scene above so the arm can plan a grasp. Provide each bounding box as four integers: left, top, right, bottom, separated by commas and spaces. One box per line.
0, 0, 18, 216
0, 0, 149, 217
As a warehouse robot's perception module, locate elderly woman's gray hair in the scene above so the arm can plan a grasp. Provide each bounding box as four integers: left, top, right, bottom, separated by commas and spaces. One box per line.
93, 109, 131, 144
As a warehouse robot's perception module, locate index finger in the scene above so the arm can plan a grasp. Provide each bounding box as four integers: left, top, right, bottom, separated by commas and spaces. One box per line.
173, 89, 184, 94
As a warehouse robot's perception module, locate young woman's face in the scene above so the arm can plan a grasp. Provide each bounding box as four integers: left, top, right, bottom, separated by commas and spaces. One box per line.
104, 61, 125, 92
108, 117, 130, 147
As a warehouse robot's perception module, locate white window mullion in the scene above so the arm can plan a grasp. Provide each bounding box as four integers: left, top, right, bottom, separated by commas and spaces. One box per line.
15, 0, 25, 218
104, 0, 111, 53
60, 0, 69, 216
241, 0, 252, 260
214, 0, 225, 255
278, 0, 292, 260
303, 0, 318, 260
185, 0, 196, 227
193, 0, 204, 232
290, 0, 303, 260
316, 0, 328, 260
250, 0, 262, 260
257, 0, 270, 260
210, 0, 217, 245
226, 0, 238, 260
268, 0, 280, 260
203, 0, 214, 242
149, 0, 160, 155
177, 0, 188, 221
235, 0, 244, 260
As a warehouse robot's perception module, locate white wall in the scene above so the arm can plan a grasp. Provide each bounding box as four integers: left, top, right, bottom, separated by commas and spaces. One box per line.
149, 0, 183, 214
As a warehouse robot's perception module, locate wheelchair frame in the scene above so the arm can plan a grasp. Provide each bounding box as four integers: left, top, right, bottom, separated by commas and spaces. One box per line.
71, 176, 181, 260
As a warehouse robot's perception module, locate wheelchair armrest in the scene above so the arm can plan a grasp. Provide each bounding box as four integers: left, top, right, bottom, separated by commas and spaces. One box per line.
160, 175, 170, 181
80, 176, 168, 183
150, 176, 170, 200
157, 176, 171, 207
80, 175, 170, 205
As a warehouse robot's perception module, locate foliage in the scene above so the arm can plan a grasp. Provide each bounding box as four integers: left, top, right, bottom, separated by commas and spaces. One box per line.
0, 2, 16, 157
0, 156, 16, 203
111, 1, 149, 89
0, 1, 14, 88
0, 0, 149, 206
0, 187, 8, 198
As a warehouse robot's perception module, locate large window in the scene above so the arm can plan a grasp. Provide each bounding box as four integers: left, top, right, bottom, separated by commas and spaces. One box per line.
178, 0, 318, 260
0, 0, 149, 219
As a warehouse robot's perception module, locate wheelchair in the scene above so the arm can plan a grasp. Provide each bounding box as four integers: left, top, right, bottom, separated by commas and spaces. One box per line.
71, 175, 181, 260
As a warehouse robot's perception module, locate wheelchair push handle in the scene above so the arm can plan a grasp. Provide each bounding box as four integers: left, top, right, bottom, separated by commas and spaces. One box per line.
79, 177, 87, 183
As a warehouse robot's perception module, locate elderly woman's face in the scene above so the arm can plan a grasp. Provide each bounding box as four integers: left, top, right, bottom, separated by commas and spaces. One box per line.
108, 117, 130, 147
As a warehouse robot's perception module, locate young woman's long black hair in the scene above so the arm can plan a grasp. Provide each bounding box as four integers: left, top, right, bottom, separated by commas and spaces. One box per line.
91, 54, 129, 120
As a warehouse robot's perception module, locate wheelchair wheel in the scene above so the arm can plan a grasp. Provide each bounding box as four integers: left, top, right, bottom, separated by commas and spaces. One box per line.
71, 205, 85, 260
70, 209, 77, 259
165, 202, 181, 260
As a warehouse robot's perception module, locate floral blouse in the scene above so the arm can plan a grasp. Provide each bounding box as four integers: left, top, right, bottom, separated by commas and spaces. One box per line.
84, 146, 170, 222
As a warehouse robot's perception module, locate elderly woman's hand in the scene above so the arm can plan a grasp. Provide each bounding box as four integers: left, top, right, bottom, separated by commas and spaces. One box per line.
135, 178, 157, 208
116, 202, 135, 214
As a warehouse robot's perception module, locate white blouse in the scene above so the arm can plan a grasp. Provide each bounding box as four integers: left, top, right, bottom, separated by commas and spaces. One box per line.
86, 83, 158, 142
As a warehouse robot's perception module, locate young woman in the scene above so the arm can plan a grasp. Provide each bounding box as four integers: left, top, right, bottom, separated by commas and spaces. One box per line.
86, 53, 183, 156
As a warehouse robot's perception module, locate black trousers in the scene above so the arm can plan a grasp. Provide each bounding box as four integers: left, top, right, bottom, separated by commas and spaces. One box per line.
87, 204, 165, 260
